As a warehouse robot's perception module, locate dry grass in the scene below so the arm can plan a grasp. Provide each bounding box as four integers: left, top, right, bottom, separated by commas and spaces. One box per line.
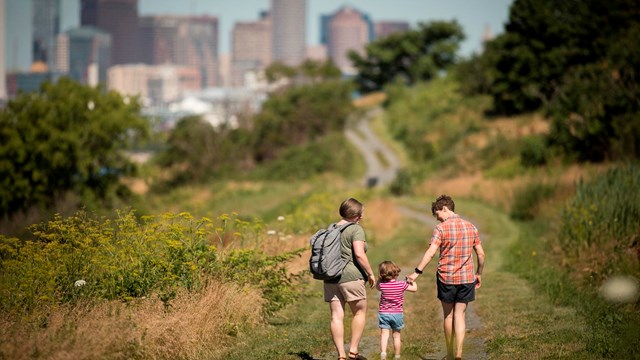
0, 281, 264, 360
416, 163, 613, 211
353, 92, 387, 108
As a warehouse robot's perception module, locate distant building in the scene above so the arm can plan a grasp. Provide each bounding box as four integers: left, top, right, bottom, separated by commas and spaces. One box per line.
6, 70, 64, 97
0, 0, 6, 100
325, 6, 370, 75
271, 0, 306, 66
32, 0, 61, 71
108, 64, 201, 105
374, 21, 410, 39
56, 26, 111, 86
306, 45, 328, 62
138, 15, 220, 87
80, 0, 139, 65
231, 12, 271, 87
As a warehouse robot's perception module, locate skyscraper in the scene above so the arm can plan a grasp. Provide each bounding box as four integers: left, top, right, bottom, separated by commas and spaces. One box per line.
80, 0, 139, 65
0, 0, 6, 100
326, 6, 370, 75
32, 0, 61, 70
231, 12, 271, 87
271, 0, 306, 66
138, 15, 219, 88
56, 26, 111, 86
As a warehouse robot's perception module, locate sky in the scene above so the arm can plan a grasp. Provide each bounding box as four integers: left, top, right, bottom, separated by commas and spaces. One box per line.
5, 0, 514, 72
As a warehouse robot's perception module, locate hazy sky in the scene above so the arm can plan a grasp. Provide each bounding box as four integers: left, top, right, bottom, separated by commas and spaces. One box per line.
6, 0, 514, 71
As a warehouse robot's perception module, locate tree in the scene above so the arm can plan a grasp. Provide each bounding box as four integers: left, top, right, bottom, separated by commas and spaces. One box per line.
477, 0, 640, 161
349, 20, 464, 93
0, 78, 148, 216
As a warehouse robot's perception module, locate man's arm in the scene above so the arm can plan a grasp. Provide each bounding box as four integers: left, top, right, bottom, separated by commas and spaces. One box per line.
474, 243, 485, 289
407, 242, 439, 283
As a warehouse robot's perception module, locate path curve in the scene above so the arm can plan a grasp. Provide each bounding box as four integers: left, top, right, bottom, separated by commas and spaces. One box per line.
343, 112, 487, 359
345, 108, 401, 188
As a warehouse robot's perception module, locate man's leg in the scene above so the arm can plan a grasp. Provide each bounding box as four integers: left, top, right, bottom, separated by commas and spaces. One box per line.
453, 302, 468, 359
330, 299, 346, 358
348, 298, 368, 356
441, 301, 455, 360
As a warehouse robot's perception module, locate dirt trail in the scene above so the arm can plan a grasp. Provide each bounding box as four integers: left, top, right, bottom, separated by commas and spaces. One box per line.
398, 206, 487, 360
340, 111, 487, 359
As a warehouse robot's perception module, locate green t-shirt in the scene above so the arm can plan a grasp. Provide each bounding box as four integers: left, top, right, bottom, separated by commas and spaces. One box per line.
335, 223, 368, 284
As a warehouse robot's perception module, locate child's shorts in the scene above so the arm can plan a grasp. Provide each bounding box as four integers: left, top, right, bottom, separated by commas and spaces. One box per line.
378, 313, 404, 330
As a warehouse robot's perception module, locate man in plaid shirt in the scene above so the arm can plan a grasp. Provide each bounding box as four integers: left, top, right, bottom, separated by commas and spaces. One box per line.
407, 195, 486, 360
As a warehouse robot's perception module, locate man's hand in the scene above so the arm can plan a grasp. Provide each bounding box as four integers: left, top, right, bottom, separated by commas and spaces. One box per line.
367, 275, 376, 289
475, 274, 482, 289
406, 273, 418, 284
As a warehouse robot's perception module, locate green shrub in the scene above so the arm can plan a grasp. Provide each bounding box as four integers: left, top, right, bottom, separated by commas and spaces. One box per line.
559, 164, 640, 253
510, 182, 555, 220
389, 168, 414, 196
0, 210, 302, 316
520, 135, 548, 167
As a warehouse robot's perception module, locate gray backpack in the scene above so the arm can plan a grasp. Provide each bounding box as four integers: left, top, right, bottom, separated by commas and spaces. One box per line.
309, 222, 354, 280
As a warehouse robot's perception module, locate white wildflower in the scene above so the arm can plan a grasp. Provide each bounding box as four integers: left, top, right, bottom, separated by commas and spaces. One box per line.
267, 230, 277, 235
277, 216, 285, 221
74, 279, 86, 287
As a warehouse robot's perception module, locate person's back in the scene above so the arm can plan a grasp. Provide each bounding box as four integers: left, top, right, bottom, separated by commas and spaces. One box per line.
432, 215, 478, 285
377, 261, 417, 360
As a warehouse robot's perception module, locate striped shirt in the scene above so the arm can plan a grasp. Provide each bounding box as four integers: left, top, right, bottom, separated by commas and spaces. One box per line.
431, 214, 480, 285
378, 279, 410, 314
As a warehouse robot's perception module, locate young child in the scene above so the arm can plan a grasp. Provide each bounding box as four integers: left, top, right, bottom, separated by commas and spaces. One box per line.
377, 260, 418, 360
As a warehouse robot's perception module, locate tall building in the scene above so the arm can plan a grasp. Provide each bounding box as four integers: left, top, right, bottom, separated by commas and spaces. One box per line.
271, 0, 306, 66
138, 15, 219, 87
32, 0, 61, 70
231, 12, 271, 87
80, 0, 139, 65
374, 21, 410, 39
56, 27, 111, 86
0, 0, 6, 100
326, 6, 370, 75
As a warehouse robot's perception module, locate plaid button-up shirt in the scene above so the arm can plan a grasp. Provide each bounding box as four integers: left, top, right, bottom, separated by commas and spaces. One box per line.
430, 214, 480, 285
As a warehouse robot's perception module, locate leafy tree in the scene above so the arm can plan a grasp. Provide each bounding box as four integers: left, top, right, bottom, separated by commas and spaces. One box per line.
471, 0, 640, 161
251, 80, 353, 162
0, 78, 148, 216
349, 21, 464, 93
155, 116, 254, 185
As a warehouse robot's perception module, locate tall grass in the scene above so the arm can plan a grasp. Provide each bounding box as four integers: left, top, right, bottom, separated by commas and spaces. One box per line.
559, 164, 640, 257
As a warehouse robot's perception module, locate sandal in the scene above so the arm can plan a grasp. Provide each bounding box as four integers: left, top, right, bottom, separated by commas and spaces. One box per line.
349, 351, 367, 360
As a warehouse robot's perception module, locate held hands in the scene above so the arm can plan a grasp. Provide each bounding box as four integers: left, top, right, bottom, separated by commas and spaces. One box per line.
406, 273, 418, 284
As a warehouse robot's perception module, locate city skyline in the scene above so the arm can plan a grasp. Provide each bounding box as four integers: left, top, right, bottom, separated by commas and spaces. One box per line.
6, 0, 513, 72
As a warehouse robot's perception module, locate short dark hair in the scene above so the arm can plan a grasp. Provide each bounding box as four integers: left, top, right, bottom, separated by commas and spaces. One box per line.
431, 194, 455, 216
378, 260, 401, 282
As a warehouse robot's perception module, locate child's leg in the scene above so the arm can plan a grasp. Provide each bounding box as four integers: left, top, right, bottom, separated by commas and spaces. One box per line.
392, 330, 402, 357
380, 328, 390, 356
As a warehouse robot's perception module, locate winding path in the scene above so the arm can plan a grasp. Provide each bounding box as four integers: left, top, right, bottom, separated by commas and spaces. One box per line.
344, 108, 401, 188
343, 112, 487, 360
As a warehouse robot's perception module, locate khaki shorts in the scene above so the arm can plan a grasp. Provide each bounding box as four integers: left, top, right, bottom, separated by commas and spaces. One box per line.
324, 279, 367, 302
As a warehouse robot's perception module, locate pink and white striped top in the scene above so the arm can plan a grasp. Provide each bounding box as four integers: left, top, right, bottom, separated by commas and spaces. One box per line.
378, 279, 410, 314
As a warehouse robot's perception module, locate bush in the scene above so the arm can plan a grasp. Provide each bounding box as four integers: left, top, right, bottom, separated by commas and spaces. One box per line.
510, 182, 555, 220
559, 164, 640, 254
520, 135, 547, 167
389, 168, 414, 196
0, 210, 302, 316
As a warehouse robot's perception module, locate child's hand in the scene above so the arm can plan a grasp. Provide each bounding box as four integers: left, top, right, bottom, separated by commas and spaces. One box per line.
405, 276, 414, 284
